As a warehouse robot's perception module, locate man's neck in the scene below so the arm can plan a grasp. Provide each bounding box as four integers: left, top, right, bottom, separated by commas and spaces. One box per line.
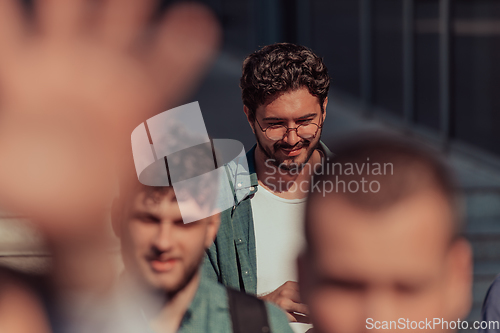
254, 145, 323, 200
149, 271, 201, 333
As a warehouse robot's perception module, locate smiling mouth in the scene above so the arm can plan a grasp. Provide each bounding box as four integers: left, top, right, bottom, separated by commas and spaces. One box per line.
280, 146, 303, 157
149, 258, 178, 272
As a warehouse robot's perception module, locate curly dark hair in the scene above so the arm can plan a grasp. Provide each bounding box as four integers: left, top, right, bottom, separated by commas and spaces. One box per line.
240, 43, 330, 120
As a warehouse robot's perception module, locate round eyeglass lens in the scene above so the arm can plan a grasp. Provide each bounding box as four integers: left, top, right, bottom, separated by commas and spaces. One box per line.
266, 126, 287, 140
296, 123, 319, 139
265, 123, 319, 141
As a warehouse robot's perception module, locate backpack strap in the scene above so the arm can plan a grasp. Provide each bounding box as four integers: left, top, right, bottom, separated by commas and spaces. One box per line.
227, 287, 271, 333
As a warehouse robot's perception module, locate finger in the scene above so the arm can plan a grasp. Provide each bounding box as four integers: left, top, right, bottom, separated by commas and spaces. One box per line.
287, 301, 309, 316
290, 281, 300, 291
286, 288, 303, 304
146, 3, 221, 108
291, 312, 311, 324
283, 280, 300, 291
285, 312, 297, 322
99, 0, 155, 49
34, 0, 88, 38
0, 0, 26, 61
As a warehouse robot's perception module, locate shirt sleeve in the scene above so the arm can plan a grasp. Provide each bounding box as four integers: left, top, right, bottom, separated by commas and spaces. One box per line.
265, 302, 295, 333
481, 275, 500, 333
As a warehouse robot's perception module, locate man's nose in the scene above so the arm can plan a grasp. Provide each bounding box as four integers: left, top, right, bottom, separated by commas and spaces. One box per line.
152, 222, 174, 252
283, 128, 300, 146
364, 290, 398, 330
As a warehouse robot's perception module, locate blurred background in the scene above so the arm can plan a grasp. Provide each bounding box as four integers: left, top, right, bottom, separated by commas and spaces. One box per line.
1, 0, 500, 330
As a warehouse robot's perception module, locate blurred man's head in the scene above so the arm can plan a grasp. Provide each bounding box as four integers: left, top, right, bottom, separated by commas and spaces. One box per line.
240, 43, 330, 171
113, 141, 220, 296
112, 184, 219, 296
299, 134, 472, 333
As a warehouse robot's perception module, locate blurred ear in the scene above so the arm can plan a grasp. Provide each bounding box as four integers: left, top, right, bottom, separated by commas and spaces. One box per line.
445, 238, 473, 320
322, 97, 328, 122
110, 197, 122, 239
204, 212, 220, 248
243, 105, 255, 134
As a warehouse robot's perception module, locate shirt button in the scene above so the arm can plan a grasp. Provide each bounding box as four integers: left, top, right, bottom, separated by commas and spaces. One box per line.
237, 238, 243, 243
244, 271, 249, 275
250, 186, 255, 191
237, 183, 242, 187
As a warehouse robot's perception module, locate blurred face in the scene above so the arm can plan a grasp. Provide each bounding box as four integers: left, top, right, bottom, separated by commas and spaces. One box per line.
120, 189, 219, 295
300, 189, 471, 333
246, 87, 326, 171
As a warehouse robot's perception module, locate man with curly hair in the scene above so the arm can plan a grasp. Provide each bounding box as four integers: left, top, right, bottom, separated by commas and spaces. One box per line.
204, 43, 331, 332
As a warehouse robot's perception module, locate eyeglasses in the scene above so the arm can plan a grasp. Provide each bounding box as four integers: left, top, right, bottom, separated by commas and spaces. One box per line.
255, 117, 323, 141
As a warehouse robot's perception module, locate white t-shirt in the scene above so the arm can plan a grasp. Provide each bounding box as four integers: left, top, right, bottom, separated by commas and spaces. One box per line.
251, 185, 311, 333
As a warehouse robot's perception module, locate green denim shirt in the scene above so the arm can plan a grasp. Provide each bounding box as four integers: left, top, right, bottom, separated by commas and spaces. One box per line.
113, 274, 291, 333
203, 142, 332, 294
178, 276, 293, 333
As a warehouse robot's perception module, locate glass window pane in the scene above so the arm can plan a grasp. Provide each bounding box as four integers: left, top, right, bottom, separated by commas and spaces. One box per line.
453, 0, 500, 156
414, 0, 440, 130
373, 0, 404, 117
311, 0, 361, 98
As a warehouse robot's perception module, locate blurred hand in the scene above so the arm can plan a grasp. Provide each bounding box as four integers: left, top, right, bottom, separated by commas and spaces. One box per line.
0, 0, 220, 238
260, 281, 310, 323
0, 275, 51, 333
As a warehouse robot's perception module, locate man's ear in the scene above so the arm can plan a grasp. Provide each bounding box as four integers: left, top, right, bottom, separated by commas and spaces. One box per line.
445, 238, 473, 320
322, 97, 328, 122
243, 105, 255, 134
110, 198, 122, 239
204, 212, 220, 248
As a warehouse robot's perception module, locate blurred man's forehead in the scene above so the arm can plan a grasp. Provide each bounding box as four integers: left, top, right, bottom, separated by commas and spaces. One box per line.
129, 187, 177, 214
128, 187, 211, 226
307, 189, 453, 279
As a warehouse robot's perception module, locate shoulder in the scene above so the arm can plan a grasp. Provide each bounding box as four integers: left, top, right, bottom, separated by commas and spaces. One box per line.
318, 140, 333, 158
203, 277, 230, 301
224, 287, 293, 333
482, 274, 500, 323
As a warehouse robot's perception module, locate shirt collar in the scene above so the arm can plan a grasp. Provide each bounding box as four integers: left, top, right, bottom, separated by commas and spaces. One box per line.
245, 145, 259, 188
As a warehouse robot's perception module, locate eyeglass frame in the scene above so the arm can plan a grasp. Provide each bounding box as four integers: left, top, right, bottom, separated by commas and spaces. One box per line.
254, 114, 324, 141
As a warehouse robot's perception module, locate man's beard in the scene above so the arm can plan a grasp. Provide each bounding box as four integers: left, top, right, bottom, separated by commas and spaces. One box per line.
131, 247, 204, 300
255, 133, 319, 173
164, 254, 201, 299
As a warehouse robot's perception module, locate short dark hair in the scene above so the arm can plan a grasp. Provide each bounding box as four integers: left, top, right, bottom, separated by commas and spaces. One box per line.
240, 43, 330, 120
114, 142, 219, 225
306, 132, 463, 243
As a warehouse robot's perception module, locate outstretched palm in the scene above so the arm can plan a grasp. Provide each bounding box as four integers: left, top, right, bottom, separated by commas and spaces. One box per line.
0, 0, 220, 233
